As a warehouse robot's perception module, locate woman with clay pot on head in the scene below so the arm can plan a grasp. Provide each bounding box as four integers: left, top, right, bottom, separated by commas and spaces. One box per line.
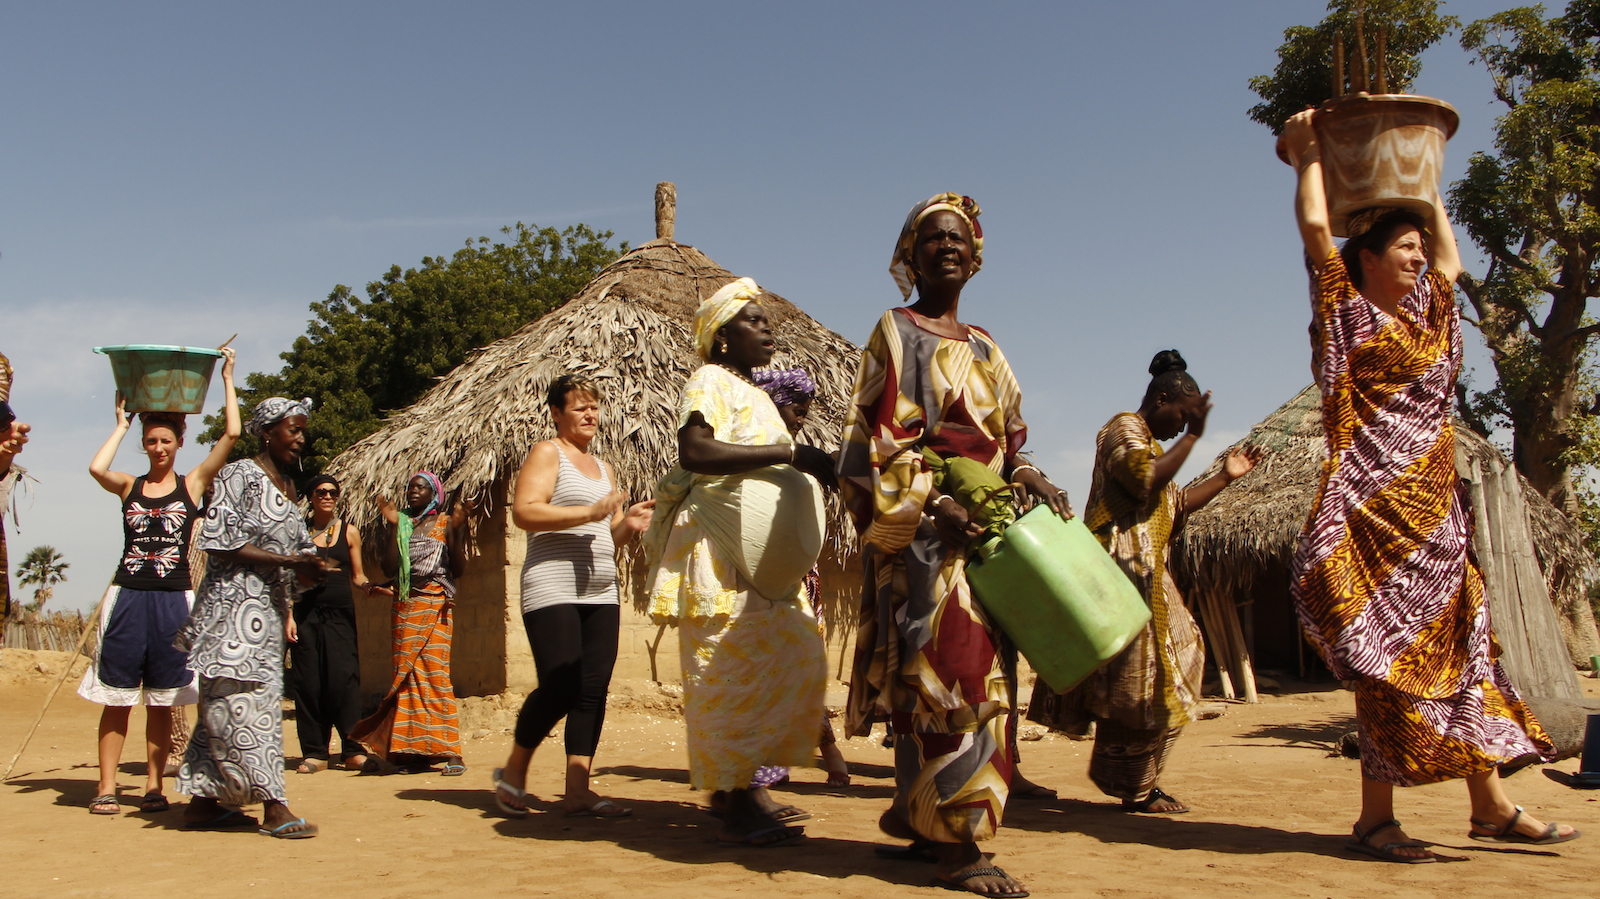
1282, 108, 1572, 863
644, 277, 836, 848
83, 347, 239, 816
175, 396, 334, 839
838, 194, 1073, 897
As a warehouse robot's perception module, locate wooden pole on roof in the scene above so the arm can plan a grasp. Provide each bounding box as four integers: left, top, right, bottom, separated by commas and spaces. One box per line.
1374, 28, 1389, 93
655, 182, 677, 241
1353, 7, 1370, 92
1332, 33, 1347, 98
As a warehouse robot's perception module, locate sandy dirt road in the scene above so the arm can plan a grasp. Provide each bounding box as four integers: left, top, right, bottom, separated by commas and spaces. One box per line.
3, 649, 1597, 899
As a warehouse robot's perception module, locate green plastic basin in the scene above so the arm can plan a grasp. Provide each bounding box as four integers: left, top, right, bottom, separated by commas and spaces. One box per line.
967, 506, 1151, 693
93, 345, 223, 414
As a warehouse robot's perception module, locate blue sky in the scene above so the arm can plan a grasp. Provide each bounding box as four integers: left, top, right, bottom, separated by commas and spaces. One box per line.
2, 0, 1521, 609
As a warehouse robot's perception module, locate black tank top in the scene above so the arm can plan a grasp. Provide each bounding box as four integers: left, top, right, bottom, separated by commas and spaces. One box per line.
114, 474, 200, 591
301, 518, 354, 608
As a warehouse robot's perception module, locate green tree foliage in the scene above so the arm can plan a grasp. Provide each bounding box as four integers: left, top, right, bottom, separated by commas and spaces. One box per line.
1450, 0, 1600, 540
206, 223, 626, 473
16, 545, 68, 616
1249, 0, 1458, 133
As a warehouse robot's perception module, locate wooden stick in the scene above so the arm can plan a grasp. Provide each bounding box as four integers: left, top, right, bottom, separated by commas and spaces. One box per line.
2, 579, 113, 781
217, 334, 237, 351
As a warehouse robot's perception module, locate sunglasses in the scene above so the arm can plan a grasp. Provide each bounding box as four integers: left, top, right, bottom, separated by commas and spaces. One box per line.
313, 488, 340, 498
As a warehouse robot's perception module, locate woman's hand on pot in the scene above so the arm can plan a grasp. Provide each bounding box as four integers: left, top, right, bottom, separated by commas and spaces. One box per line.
1282, 108, 1320, 168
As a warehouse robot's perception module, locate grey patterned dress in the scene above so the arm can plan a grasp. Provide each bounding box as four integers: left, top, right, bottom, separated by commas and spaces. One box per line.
175, 459, 311, 805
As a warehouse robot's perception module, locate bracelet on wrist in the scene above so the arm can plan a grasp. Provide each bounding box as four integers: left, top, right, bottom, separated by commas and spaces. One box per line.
1010, 463, 1042, 480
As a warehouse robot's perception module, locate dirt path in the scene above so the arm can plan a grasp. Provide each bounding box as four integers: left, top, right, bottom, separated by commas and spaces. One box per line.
3, 649, 1597, 898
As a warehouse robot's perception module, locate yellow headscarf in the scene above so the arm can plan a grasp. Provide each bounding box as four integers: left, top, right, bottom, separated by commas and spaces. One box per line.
694, 277, 762, 361
889, 193, 984, 300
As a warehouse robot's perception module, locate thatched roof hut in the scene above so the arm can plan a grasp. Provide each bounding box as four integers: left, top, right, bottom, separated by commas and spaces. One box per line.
326, 185, 863, 696
1174, 384, 1596, 701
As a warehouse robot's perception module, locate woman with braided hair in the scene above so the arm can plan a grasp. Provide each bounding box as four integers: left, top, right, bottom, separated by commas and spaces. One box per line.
1028, 350, 1259, 814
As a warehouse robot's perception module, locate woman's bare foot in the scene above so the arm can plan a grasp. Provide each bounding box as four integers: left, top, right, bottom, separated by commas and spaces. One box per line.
260, 799, 318, 838
936, 842, 1027, 897
295, 758, 328, 774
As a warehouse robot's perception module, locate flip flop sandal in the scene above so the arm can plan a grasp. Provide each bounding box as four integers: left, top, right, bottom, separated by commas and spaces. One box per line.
260, 817, 319, 839
1346, 819, 1445, 864
770, 805, 811, 824
184, 809, 259, 830
874, 841, 940, 863
139, 792, 170, 813
295, 759, 328, 774
1469, 805, 1581, 845
491, 767, 529, 818
89, 794, 120, 815
1123, 787, 1189, 814
440, 761, 467, 777
565, 798, 633, 818
717, 824, 805, 848
935, 865, 1029, 898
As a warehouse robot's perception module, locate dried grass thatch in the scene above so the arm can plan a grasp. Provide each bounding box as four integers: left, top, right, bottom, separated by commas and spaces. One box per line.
324, 233, 863, 622
1175, 384, 1600, 670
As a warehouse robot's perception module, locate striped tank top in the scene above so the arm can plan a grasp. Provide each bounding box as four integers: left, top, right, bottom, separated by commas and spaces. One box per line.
519, 446, 618, 614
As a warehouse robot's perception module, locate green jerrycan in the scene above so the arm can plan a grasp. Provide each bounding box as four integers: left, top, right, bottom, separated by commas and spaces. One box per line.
967, 506, 1151, 693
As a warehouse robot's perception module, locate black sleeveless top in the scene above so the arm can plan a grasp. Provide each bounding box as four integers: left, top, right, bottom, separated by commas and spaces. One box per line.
301, 519, 353, 609
115, 474, 200, 591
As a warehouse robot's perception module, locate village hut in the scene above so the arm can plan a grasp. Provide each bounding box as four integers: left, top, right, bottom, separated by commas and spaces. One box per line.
325, 184, 864, 697
1173, 384, 1596, 705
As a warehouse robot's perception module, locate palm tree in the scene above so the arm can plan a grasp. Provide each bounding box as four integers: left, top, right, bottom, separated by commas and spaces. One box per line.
16, 545, 68, 617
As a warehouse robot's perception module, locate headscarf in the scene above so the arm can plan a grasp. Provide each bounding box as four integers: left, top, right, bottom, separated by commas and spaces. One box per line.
406, 470, 445, 519
305, 473, 340, 497
694, 277, 762, 361
247, 396, 313, 437
752, 367, 817, 408
889, 193, 984, 300
396, 469, 446, 600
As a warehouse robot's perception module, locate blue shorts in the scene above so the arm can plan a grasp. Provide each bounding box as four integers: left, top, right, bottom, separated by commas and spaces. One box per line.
77, 587, 195, 706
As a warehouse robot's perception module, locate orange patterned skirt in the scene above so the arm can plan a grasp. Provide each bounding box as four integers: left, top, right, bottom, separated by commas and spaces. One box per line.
351, 587, 460, 761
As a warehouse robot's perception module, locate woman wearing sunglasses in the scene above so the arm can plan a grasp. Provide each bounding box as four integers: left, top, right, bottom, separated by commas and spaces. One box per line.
288, 474, 390, 773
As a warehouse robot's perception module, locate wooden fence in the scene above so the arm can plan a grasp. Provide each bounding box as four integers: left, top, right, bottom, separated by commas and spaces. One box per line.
2, 611, 94, 654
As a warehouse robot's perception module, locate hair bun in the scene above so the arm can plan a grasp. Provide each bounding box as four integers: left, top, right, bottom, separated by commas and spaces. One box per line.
1148, 349, 1187, 378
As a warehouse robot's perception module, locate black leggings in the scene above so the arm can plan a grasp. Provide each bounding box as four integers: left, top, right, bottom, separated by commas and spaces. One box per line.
514, 603, 619, 756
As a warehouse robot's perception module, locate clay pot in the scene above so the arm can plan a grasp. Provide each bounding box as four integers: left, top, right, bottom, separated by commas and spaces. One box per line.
1278, 93, 1459, 237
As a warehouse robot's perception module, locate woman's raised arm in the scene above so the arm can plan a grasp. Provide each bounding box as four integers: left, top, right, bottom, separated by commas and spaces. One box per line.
189, 347, 240, 501
88, 393, 136, 498
1284, 110, 1336, 270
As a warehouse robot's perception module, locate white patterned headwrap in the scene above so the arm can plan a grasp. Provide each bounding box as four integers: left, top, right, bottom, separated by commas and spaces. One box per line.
247, 396, 313, 437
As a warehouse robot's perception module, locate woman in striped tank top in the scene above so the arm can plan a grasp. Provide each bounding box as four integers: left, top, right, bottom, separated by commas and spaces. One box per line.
491, 374, 654, 817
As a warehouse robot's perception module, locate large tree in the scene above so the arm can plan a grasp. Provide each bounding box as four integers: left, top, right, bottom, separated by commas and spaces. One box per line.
1249, 0, 1458, 133
1449, 1, 1600, 532
208, 222, 625, 473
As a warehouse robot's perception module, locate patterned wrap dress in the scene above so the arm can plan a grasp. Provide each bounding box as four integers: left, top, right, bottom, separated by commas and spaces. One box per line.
1291, 250, 1554, 786
352, 513, 461, 762
1028, 413, 1205, 800
840, 307, 1025, 844
175, 459, 311, 805
645, 364, 828, 792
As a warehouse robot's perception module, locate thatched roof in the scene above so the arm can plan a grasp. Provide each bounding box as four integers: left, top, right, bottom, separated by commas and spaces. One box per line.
1175, 384, 1598, 662
325, 233, 863, 612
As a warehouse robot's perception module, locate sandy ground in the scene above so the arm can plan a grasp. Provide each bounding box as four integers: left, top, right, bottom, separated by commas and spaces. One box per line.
3, 648, 1598, 899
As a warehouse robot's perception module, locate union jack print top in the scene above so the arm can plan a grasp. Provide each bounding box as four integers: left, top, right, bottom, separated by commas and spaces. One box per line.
115, 474, 200, 591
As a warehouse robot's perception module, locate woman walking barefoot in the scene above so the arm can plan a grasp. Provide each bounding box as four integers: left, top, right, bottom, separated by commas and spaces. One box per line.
82, 347, 238, 815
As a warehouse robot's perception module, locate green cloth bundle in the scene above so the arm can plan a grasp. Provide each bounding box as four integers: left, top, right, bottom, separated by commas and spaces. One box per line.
921, 447, 1016, 539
